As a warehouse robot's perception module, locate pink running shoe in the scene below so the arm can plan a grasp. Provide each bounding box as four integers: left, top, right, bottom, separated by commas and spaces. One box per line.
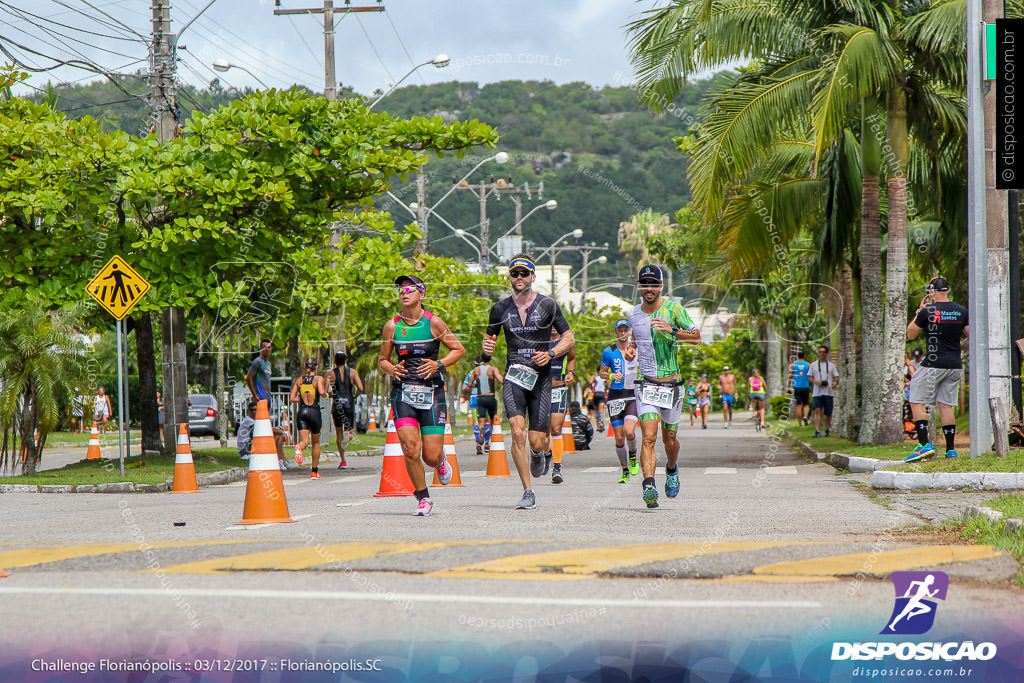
293, 445, 304, 466
413, 498, 433, 516
436, 456, 452, 485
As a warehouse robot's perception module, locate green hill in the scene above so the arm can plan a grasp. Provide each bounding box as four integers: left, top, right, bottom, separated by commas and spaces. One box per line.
32, 76, 710, 279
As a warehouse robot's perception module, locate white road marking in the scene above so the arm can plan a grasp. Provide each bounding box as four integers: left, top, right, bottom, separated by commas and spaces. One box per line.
223, 513, 314, 531
703, 467, 738, 475
766, 466, 798, 475
328, 475, 375, 484
335, 500, 373, 507
584, 467, 621, 473
0, 586, 821, 609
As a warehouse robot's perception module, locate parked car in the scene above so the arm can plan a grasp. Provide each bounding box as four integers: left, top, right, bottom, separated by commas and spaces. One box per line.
187, 394, 220, 438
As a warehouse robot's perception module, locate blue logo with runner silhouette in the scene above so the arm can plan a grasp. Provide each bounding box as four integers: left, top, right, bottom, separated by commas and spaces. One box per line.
880, 571, 948, 635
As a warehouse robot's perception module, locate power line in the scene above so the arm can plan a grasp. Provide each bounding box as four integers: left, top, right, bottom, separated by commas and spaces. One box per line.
175, 0, 321, 86
0, 2, 146, 43
0, 6, 143, 63
0, 34, 146, 99
288, 14, 323, 71
356, 13, 395, 84
72, 0, 147, 40
383, 10, 422, 85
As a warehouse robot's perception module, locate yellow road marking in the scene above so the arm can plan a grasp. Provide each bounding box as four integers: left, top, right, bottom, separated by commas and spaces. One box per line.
752, 545, 1003, 576
153, 540, 522, 574
0, 540, 291, 569
431, 542, 805, 581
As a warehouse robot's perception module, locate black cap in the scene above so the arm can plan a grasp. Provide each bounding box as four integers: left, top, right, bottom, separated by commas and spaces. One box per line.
305, 357, 318, 369
912, 348, 923, 358
926, 276, 949, 292
394, 275, 425, 291
637, 264, 663, 283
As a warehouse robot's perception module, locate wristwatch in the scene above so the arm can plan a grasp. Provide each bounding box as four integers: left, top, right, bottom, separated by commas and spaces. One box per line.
546, 350, 555, 360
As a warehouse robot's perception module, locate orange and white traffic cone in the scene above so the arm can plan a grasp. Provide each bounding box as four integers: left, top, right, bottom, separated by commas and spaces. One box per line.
374, 411, 414, 496
562, 418, 575, 454
607, 421, 615, 438
433, 421, 463, 487
485, 415, 510, 477
239, 400, 293, 524
368, 410, 378, 433
85, 422, 102, 460
170, 423, 199, 494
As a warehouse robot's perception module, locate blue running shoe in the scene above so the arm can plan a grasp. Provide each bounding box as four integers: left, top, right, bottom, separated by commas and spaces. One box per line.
813, 431, 822, 438
643, 484, 659, 509
944, 449, 958, 459
904, 443, 936, 463
665, 471, 680, 498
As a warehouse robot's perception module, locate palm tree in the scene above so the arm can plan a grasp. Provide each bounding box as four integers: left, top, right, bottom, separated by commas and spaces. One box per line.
0, 304, 86, 475
628, 0, 970, 444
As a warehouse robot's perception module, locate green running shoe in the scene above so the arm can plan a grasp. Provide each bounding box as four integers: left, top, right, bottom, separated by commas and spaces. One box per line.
628, 454, 639, 476
618, 469, 630, 484
643, 484, 659, 509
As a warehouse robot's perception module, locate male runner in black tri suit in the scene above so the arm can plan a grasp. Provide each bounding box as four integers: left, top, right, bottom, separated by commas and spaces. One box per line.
326, 351, 364, 469
483, 254, 575, 510
463, 354, 503, 454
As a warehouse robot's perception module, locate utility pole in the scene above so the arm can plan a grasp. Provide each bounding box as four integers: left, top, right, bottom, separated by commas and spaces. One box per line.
274, 1, 385, 99
414, 173, 427, 254
479, 180, 489, 272
968, 0, 992, 456
150, 0, 188, 454
985, 0, 1012, 447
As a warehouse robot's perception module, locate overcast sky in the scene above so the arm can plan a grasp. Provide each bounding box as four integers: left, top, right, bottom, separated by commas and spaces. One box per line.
3, 1, 651, 98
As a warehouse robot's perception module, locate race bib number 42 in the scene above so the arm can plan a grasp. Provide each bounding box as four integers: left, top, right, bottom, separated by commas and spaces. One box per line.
641, 384, 676, 410
506, 364, 539, 390
401, 384, 434, 410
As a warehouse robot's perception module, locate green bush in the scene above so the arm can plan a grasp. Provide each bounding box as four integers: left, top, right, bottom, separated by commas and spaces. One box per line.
769, 395, 791, 420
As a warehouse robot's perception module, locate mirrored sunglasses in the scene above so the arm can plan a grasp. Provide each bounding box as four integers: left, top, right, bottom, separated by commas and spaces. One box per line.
509, 269, 532, 278
398, 284, 422, 294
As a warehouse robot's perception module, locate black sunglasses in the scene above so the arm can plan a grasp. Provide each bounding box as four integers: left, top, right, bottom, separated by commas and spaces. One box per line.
509, 269, 532, 278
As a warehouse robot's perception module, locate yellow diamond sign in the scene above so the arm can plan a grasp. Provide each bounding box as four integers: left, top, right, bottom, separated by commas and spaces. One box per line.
86, 256, 151, 320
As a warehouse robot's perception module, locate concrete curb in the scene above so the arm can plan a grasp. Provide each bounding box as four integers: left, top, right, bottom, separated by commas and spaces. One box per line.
963, 504, 1024, 537
0, 466, 249, 494
777, 430, 827, 462
874, 470, 1024, 491
824, 452, 906, 473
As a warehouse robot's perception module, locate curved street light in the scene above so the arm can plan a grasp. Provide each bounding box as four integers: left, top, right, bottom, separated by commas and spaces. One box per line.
212, 58, 270, 89
496, 199, 557, 241
368, 54, 451, 110
534, 229, 583, 302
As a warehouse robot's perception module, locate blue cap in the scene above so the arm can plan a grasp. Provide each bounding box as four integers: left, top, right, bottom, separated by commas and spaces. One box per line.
614, 318, 630, 329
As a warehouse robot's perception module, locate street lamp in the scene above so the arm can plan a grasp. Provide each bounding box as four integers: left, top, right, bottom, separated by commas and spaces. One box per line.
495, 199, 558, 242
534, 229, 583, 301
368, 54, 451, 110
454, 229, 486, 263
212, 58, 270, 89
571, 255, 607, 312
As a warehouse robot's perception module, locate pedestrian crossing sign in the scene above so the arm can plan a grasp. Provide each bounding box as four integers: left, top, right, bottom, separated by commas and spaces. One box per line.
86, 255, 151, 320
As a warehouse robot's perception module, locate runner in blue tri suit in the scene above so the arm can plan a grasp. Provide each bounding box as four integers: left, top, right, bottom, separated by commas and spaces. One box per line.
599, 319, 640, 483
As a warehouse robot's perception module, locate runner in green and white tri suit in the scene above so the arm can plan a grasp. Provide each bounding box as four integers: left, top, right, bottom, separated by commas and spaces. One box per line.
625, 265, 701, 509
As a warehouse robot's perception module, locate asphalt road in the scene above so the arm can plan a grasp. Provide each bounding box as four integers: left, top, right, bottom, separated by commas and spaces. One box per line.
0, 414, 1021, 679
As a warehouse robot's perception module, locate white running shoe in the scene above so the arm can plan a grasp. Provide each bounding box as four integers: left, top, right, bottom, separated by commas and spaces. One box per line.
414, 498, 433, 516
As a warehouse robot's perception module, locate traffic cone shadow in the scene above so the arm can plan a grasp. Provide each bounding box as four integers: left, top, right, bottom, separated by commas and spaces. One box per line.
485, 416, 510, 477
239, 400, 293, 524
86, 422, 102, 460
375, 411, 415, 497
170, 423, 200, 494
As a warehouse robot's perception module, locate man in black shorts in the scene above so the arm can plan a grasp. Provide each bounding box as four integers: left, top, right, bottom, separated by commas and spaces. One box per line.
462, 353, 503, 454
483, 254, 575, 510
327, 351, 364, 469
